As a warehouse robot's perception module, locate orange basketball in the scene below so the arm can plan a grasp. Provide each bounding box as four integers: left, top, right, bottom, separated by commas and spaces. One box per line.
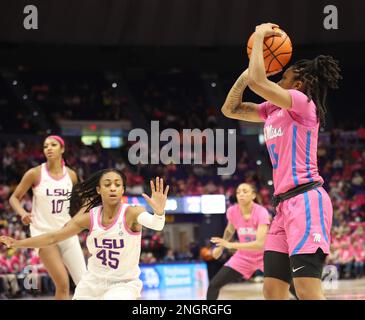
247, 28, 292, 73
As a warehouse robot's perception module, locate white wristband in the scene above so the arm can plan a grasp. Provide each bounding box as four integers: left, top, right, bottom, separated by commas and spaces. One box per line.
153, 211, 165, 218
137, 211, 165, 231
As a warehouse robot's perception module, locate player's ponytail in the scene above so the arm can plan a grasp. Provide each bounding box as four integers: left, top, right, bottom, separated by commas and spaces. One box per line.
291, 55, 341, 125
68, 168, 127, 217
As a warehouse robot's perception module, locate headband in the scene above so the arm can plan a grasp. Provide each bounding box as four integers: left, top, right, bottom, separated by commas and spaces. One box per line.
46, 135, 65, 147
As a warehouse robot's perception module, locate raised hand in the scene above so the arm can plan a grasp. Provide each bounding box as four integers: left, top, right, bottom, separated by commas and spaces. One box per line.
211, 237, 230, 249
255, 22, 282, 38
142, 177, 169, 215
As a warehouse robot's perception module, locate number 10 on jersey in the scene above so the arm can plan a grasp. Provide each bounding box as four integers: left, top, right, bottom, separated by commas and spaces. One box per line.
51, 199, 64, 214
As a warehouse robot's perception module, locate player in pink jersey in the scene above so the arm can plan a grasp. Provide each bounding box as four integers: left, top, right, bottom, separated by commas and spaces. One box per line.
207, 183, 270, 300
221, 23, 341, 299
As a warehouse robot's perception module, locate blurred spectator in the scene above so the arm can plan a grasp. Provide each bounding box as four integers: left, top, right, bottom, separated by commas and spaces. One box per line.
163, 249, 176, 262
0, 248, 20, 298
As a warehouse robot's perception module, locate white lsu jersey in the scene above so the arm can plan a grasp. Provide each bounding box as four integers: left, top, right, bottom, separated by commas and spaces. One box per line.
31, 163, 73, 233
86, 203, 142, 283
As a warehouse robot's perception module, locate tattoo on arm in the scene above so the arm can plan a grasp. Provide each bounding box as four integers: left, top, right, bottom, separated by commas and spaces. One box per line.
231, 103, 255, 115
223, 226, 234, 241
224, 74, 251, 114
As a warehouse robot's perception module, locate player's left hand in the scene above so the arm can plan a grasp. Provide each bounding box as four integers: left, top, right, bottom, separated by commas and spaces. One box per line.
0, 236, 18, 248
142, 177, 169, 216
255, 23, 282, 38
210, 237, 230, 249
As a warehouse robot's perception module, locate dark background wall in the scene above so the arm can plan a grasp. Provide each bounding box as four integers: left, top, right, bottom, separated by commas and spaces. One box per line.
0, 0, 363, 127
0, 0, 361, 46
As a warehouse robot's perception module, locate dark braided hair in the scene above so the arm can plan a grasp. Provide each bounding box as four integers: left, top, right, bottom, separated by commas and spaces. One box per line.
68, 168, 127, 217
291, 55, 342, 125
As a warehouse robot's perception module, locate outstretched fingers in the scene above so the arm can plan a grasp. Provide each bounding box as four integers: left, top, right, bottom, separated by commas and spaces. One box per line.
150, 179, 155, 193
164, 184, 170, 196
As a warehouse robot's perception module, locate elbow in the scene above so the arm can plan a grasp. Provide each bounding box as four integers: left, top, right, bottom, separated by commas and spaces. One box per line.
9, 194, 16, 206
221, 105, 229, 117
247, 68, 258, 86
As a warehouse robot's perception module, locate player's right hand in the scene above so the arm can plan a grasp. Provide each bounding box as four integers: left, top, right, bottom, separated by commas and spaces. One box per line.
0, 236, 17, 248
21, 212, 32, 225
212, 246, 223, 260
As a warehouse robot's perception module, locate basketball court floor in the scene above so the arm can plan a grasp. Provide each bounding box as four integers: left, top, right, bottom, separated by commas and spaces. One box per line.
14, 278, 365, 300
141, 278, 365, 300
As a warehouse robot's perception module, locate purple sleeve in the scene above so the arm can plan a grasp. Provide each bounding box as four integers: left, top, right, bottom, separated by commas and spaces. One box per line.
257, 207, 270, 225
288, 89, 317, 125
258, 101, 270, 121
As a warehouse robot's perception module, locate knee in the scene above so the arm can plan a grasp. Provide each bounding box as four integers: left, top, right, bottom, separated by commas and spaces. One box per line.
263, 284, 275, 300
295, 285, 324, 300
263, 283, 287, 300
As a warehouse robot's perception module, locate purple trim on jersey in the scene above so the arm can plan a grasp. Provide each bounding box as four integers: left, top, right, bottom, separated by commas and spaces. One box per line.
88, 208, 94, 236
45, 163, 67, 181
123, 206, 142, 236
97, 204, 122, 230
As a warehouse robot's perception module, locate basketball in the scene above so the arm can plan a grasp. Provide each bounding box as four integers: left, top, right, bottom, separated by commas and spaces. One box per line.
247, 27, 292, 73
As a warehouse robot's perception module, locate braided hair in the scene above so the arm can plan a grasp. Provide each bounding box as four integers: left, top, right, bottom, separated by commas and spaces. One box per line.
291, 55, 342, 125
68, 168, 127, 217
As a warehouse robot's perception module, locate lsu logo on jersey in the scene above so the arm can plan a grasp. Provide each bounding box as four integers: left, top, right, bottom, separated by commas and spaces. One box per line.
46, 188, 71, 197
94, 238, 124, 249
